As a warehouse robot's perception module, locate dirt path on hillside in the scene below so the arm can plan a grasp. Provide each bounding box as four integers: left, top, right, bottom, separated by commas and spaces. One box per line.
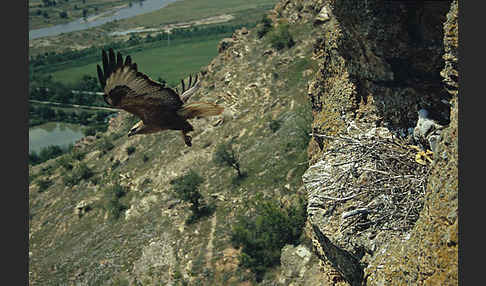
205, 215, 217, 269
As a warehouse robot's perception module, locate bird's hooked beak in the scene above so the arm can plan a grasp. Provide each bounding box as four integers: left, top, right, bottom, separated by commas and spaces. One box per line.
128, 121, 144, 137
128, 124, 140, 137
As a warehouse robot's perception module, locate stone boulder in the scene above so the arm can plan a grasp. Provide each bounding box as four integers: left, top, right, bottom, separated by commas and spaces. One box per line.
217, 38, 235, 53
74, 200, 91, 218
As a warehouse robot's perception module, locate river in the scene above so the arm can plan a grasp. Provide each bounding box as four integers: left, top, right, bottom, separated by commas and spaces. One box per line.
29, 122, 86, 154
29, 0, 179, 40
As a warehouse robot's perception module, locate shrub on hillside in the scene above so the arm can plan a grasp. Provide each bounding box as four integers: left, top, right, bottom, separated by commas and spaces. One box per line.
37, 178, 52, 193
257, 16, 272, 39
28, 152, 41, 165
71, 148, 85, 161
57, 155, 74, 170
63, 162, 93, 187
83, 127, 97, 137
29, 145, 67, 166
126, 146, 136, 155
231, 194, 307, 281
99, 139, 115, 155
143, 154, 150, 163
213, 142, 244, 179
101, 183, 128, 220
268, 118, 282, 133
289, 102, 313, 151
170, 170, 214, 224
269, 24, 295, 51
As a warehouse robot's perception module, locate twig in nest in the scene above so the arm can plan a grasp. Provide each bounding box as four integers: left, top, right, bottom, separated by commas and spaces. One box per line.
318, 192, 363, 202
342, 208, 370, 219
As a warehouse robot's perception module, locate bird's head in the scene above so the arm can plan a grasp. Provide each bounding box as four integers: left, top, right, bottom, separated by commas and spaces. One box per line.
128, 121, 144, 137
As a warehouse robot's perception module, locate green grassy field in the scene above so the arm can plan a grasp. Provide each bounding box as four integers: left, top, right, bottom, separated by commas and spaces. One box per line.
51, 36, 223, 86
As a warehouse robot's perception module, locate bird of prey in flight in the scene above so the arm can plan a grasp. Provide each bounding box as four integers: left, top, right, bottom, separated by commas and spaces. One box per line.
96, 48, 224, 146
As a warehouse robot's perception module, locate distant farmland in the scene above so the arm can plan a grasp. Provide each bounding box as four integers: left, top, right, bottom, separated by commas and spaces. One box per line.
51, 36, 223, 86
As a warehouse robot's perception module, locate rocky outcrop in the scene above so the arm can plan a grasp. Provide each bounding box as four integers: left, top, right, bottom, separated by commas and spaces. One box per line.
73, 135, 97, 150
301, 0, 458, 284
278, 244, 326, 286
217, 38, 235, 53
74, 200, 91, 218
132, 233, 178, 285
364, 1, 458, 284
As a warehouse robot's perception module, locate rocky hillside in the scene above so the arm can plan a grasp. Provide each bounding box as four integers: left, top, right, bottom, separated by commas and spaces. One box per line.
29, 0, 458, 285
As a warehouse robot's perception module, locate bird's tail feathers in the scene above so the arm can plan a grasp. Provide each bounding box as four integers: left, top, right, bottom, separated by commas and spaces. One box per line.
178, 102, 224, 119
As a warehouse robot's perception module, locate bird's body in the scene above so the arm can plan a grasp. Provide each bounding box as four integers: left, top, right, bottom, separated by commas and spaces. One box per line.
96, 48, 224, 146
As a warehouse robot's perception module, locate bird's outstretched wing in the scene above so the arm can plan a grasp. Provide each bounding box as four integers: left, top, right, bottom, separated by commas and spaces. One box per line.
177, 73, 200, 103
96, 48, 184, 124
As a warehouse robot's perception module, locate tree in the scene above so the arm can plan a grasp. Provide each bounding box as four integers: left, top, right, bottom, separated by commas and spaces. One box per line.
83, 127, 97, 137
39, 145, 64, 162
29, 151, 40, 165
50, 82, 71, 103
170, 170, 212, 223
78, 111, 91, 125
77, 75, 100, 92
38, 106, 56, 120
213, 142, 243, 177
95, 111, 109, 122
59, 11, 68, 18
171, 170, 203, 207
127, 34, 141, 45
42, 0, 54, 6
56, 109, 67, 121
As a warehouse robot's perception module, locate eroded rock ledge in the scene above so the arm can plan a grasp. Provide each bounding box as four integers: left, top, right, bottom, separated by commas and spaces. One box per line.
301, 0, 458, 284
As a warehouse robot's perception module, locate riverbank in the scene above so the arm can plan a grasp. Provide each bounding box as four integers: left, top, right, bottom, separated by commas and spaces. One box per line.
108, 14, 234, 36
29, 0, 132, 31
29, 0, 180, 39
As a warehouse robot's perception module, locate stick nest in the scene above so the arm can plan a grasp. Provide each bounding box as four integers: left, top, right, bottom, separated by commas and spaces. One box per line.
305, 132, 431, 235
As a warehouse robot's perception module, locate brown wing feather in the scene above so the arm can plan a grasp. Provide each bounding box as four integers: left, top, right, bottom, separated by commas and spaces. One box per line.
97, 49, 184, 124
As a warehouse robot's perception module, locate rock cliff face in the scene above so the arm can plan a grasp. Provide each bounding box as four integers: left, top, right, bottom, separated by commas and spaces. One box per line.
297, 0, 458, 284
